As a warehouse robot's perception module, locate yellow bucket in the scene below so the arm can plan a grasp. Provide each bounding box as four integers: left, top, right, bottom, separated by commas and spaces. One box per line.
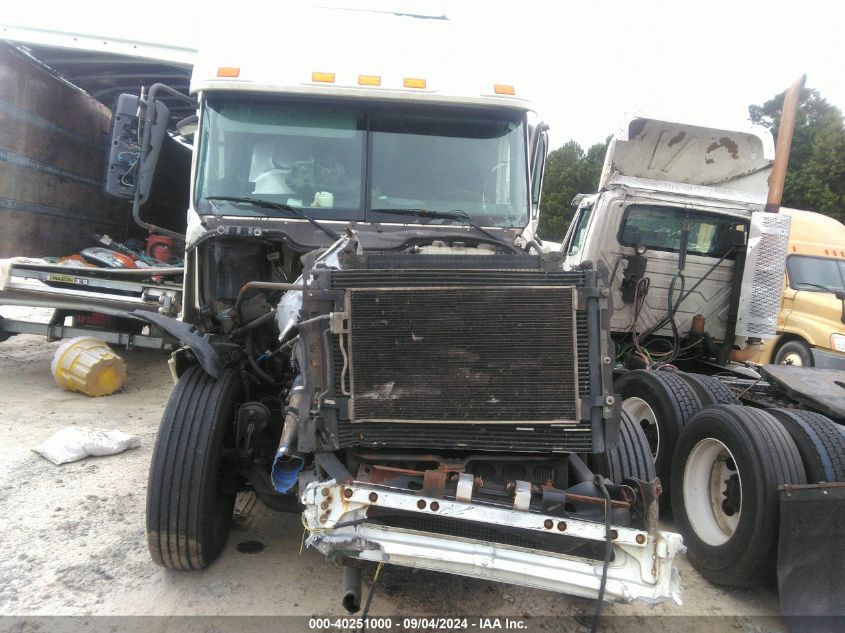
51, 337, 127, 397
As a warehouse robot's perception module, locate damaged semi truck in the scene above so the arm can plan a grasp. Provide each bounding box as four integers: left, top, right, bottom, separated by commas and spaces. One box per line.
124, 8, 683, 610
560, 79, 845, 621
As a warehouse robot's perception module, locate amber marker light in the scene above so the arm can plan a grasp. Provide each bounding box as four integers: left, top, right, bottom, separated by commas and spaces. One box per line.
358, 75, 381, 86
493, 84, 516, 95
403, 77, 427, 89
312, 72, 336, 83
216, 67, 240, 78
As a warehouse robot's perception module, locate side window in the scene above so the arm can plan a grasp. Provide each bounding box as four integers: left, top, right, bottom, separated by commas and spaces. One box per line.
618, 205, 746, 258
567, 204, 593, 256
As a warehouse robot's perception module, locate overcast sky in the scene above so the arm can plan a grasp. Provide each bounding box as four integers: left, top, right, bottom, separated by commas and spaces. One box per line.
455, 0, 845, 149
3, 0, 843, 150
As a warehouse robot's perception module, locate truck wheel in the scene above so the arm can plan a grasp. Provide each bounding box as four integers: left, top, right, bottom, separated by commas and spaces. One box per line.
671, 405, 806, 587
595, 409, 656, 483
0, 315, 11, 343
147, 366, 243, 570
774, 340, 813, 367
768, 408, 845, 483
614, 370, 703, 499
675, 373, 741, 406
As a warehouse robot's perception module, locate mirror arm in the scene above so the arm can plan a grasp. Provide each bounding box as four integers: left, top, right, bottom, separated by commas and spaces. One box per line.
132, 84, 196, 240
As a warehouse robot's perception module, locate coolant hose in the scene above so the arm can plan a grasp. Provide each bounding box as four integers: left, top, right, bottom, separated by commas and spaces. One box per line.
233, 309, 277, 337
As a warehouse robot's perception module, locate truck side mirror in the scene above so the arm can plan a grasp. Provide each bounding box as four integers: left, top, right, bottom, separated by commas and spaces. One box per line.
835, 290, 845, 325
530, 129, 548, 216
103, 93, 169, 204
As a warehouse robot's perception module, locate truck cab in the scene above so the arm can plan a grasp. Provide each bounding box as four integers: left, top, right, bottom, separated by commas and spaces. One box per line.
754, 208, 845, 368
560, 116, 789, 366
130, 5, 682, 611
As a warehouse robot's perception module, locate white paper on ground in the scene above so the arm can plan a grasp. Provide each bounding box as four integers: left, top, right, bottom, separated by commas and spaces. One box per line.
33, 427, 141, 465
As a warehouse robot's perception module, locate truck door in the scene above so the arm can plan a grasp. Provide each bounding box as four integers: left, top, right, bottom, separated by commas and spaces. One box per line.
562, 200, 595, 267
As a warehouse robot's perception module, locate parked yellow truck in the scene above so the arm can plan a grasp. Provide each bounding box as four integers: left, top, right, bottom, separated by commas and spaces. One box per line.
754, 207, 845, 369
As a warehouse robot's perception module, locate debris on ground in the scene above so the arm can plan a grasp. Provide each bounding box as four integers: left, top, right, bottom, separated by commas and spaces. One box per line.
51, 337, 127, 397
32, 427, 141, 465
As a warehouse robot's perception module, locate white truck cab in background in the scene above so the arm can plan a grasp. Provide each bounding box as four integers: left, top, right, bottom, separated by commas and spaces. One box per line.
561, 117, 790, 364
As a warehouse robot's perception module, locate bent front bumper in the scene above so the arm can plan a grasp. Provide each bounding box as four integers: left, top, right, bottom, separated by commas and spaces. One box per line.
301, 481, 683, 604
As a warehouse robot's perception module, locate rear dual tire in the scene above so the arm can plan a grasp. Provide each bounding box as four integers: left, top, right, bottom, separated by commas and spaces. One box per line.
675, 372, 741, 406
670, 405, 806, 587
614, 370, 704, 503
768, 408, 845, 483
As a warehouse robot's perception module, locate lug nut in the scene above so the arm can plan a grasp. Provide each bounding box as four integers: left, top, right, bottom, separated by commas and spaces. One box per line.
417, 499, 427, 509
610, 529, 619, 540
430, 501, 440, 511
319, 514, 328, 523
320, 501, 328, 510
343, 488, 353, 499
368, 492, 378, 502
543, 519, 554, 529
557, 521, 567, 532
321, 488, 329, 497
636, 534, 646, 545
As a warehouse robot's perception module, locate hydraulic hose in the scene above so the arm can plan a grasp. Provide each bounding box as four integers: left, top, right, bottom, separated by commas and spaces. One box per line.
245, 334, 274, 384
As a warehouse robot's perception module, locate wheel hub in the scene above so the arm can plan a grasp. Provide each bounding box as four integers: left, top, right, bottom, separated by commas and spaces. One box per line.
721, 473, 741, 516
781, 352, 804, 366
622, 397, 660, 460
683, 438, 743, 546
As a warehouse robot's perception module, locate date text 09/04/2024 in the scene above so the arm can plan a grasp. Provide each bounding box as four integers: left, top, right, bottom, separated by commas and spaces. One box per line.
308, 617, 528, 630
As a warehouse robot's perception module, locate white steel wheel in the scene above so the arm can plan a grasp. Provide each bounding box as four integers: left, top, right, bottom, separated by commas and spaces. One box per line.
622, 397, 660, 460
671, 405, 806, 587
781, 351, 804, 366
614, 370, 704, 510
683, 437, 742, 546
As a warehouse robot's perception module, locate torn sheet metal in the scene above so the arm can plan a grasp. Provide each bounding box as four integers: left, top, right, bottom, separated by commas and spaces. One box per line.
301, 480, 684, 605
276, 236, 350, 339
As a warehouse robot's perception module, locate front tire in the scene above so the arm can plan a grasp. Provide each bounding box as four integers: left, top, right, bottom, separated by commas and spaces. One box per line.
147, 366, 243, 570
774, 340, 813, 367
670, 405, 806, 587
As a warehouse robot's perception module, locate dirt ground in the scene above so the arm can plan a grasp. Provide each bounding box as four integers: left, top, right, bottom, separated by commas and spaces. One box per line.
0, 307, 787, 632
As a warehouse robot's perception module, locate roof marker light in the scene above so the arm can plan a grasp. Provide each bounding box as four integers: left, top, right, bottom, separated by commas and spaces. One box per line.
312, 72, 336, 83
403, 77, 427, 89
217, 67, 240, 78
358, 75, 381, 86
494, 84, 516, 95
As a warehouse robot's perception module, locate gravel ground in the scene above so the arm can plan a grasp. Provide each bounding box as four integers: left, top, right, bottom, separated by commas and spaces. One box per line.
0, 306, 786, 633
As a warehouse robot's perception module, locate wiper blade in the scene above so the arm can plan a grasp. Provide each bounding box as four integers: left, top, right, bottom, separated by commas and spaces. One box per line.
205, 196, 341, 240
371, 208, 519, 253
